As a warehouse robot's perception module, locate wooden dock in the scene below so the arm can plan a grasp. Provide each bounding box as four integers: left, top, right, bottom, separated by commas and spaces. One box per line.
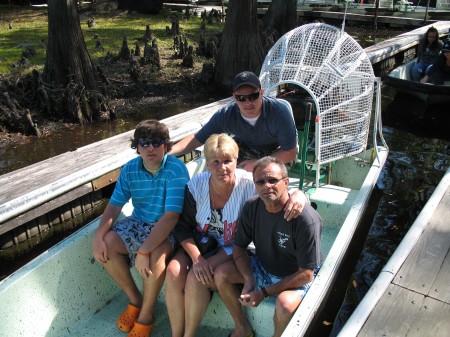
0, 98, 230, 248
256, 5, 449, 27
296, 9, 439, 28
338, 167, 450, 336
364, 21, 450, 76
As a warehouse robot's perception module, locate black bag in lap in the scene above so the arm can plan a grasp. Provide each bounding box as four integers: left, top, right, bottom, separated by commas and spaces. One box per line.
194, 233, 218, 257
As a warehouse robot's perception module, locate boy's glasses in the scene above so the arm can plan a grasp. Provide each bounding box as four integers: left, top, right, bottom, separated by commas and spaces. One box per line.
234, 92, 260, 102
138, 139, 165, 148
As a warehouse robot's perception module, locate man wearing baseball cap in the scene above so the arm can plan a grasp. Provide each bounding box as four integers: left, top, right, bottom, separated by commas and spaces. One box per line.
420, 40, 450, 85
169, 71, 298, 173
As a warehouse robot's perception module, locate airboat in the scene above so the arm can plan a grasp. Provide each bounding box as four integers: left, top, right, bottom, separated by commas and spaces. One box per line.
0, 23, 388, 337
384, 58, 450, 105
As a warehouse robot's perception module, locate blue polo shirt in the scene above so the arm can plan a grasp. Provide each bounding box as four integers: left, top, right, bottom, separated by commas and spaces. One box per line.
195, 96, 297, 153
110, 154, 189, 223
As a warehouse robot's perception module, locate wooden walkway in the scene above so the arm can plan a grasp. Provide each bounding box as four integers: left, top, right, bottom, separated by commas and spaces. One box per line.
296, 9, 440, 28
0, 98, 231, 231
338, 167, 450, 336
257, 6, 448, 27
365, 21, 450, 65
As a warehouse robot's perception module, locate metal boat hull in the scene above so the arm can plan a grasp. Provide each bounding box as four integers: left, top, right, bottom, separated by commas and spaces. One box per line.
384, 58, 450, 105
0, 147, 388, 337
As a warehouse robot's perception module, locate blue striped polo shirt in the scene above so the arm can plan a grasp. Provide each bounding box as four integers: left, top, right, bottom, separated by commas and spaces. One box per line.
110, 154, 189, 223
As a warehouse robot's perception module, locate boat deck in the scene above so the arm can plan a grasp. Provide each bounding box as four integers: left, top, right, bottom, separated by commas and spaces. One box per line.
0, 169, 375, 337
339, 167, 450, 336
69, 278, 243, 337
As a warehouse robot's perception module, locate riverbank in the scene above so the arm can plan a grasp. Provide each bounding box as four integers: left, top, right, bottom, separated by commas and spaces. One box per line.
0, 4, 409, 153
0, 4, 225, 145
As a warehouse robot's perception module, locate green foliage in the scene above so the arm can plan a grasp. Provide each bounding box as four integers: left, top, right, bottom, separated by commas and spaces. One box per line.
0, 6, 48, 74
0, 5, 224, 75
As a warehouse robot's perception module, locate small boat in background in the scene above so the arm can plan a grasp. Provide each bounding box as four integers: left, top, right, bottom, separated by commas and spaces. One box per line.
384, 57, 450, 105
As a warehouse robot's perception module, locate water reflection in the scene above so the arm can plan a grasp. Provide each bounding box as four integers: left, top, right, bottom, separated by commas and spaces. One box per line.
382, 88, 450, 141
331, 87, 450, 335
0, 95, 225, 175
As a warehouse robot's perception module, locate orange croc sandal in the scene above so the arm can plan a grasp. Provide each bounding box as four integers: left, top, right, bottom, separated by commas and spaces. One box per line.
127, 321, 154, 337
117, 304, 141, 332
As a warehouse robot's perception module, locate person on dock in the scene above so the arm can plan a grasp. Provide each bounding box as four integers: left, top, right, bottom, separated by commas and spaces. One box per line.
411, 26, 443, 82
168, 71, 298, 173
214, 156, 322, 337
92, 119, 190, 337
420, 40, 450, 85
165, 134, 307, 337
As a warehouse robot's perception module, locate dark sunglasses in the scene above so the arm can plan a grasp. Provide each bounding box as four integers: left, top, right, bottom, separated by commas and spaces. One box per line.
234, 91, 260, 102
138, 139, 165, 148
254, 177, 285, 186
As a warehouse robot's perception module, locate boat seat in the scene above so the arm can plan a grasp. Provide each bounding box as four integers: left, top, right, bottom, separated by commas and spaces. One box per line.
277, 98, 325, 185
185, 148, 206, 177
278, 97, 329, 188
277, 98, 300, 155
290, 130, 328, 187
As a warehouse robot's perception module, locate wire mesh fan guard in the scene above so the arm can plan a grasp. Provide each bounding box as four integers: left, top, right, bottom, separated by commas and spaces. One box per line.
260, 23, 375, 165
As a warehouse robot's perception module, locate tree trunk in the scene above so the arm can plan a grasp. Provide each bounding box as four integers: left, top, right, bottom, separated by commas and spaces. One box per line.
263, 0, 297, 38
43, 0, 98, 122
214, 0, 265, 90
373, 0, 380, 32
424, 0, 431, 24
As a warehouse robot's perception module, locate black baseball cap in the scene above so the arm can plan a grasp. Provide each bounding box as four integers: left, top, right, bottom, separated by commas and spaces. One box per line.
443, 40, 450, 52
232, 71, 261, 92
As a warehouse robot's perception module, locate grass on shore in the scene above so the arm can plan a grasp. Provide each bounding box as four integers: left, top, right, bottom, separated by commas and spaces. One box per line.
0, 5, 224, 76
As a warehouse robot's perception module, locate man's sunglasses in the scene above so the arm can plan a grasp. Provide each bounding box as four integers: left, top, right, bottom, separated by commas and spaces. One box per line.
254, 177, 285, 187
138, 139, 165, 148
234, 91, 260, 102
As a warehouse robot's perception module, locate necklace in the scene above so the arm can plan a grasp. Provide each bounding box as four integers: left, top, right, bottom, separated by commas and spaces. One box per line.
210, 176, 234, 195
210, 175, 234, 209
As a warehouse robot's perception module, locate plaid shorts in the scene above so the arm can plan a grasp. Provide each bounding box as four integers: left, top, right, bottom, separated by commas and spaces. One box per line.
112, 216, 177, 266
249, 256, 320, 299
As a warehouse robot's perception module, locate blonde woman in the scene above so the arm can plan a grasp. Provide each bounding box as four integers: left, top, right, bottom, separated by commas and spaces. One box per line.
165, 134, 307, 337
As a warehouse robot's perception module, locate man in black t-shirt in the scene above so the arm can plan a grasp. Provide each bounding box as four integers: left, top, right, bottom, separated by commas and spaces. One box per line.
215, 157, 322, 337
